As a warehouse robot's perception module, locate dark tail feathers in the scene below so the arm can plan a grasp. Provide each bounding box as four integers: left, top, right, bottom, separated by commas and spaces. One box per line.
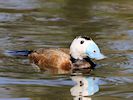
4, 50, 33, 56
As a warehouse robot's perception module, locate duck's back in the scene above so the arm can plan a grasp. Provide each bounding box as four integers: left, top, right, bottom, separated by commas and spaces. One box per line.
28, 48, 72, 73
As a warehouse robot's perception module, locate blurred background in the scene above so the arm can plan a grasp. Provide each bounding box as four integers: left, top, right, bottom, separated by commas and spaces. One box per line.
0, 0, 132, 100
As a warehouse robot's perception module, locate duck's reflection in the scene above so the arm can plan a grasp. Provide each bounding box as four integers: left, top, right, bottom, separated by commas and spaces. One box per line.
70, 75, 99, 100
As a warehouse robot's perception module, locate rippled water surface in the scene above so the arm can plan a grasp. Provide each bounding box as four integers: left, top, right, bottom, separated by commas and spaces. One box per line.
0, 0, 133, 100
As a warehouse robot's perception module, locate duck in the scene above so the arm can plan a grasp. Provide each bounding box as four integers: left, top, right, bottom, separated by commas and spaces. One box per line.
5, 36, 106, 74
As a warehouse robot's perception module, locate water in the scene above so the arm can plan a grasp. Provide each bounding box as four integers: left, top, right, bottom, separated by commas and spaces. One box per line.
0, 0, 133, 100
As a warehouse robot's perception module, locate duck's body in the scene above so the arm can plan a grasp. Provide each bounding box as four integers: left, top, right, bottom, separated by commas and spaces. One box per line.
28, 48, 95, 74
28, 48, 72, 74
5, 36, 106, 74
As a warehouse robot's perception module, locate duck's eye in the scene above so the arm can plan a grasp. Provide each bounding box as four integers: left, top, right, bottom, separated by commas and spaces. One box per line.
93, 50, 96, 53
80, 40, 84, 44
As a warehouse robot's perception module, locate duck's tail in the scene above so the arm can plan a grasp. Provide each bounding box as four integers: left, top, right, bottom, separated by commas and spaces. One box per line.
4, 50, 33, 57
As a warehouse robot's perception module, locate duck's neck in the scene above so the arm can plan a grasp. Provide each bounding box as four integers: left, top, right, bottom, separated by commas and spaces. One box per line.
70, 55, 77, 63
83, 57, 96, 69
70, 55, 96, 69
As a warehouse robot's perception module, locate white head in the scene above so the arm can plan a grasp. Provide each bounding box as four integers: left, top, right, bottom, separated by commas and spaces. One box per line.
70, 36, 106, 60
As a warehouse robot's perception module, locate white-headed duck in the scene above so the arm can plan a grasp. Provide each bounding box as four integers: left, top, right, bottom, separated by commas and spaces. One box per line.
5, 36, 106, 74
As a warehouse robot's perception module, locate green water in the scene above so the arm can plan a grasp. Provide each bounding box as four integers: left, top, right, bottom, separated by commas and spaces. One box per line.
0, 0, 133, 100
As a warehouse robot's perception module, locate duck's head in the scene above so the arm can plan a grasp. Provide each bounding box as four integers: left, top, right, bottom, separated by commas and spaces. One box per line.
70, 36, 106, 60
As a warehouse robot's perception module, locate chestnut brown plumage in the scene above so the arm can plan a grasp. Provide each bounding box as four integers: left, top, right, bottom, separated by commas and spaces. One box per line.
28, 48, 72, 74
